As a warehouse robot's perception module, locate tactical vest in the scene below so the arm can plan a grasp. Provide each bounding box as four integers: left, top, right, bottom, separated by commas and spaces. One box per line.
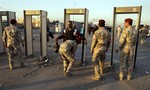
63, 28, 76, 42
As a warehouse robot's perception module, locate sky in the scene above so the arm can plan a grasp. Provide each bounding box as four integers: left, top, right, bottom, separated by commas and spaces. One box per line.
0, 0, 150, 25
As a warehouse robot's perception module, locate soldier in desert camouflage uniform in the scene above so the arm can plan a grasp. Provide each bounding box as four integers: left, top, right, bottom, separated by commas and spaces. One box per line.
91, 19, 111, 80
2, 19, 25, 70
59, 40, 77, 76
116, 18, 136, 80
139, 25, 149, 45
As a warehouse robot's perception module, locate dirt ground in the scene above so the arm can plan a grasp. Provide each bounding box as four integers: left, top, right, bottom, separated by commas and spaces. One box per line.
0, 32, 150, 90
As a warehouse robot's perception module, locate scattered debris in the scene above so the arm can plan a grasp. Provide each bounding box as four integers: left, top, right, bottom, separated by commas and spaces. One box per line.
23, 56, 52, 76
145, 71, 149, 74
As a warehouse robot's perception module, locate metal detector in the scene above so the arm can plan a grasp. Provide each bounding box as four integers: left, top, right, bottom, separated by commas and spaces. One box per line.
111, 6, 142, 69
64, 8, 89, 65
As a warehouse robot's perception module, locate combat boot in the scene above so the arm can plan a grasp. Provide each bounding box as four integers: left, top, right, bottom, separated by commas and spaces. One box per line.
127, 74, 132, 80
92, 65, 101, 80
91, 76, 100, 80
65, 72, 73, 77
119, 72, 124, 80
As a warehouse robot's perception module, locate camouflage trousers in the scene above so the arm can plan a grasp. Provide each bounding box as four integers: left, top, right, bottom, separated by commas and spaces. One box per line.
120, 50, 134, 75
59, 50, 75, 73
7, 45, 24, 65
92, 50, 106, 78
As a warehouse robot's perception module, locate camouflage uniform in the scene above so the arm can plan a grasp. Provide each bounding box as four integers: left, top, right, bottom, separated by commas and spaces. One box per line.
2, 24, 24, 70
118, 26, 136, 80
139, 26, 149, 45
91, 27, 111, 80
59, 40, 77, 76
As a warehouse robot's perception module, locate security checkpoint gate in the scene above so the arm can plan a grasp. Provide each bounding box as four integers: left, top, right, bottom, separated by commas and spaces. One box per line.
64, 8, 89, 65
0, 11, 16, 54
111, 6, 142, 69
24, 10, 47, 58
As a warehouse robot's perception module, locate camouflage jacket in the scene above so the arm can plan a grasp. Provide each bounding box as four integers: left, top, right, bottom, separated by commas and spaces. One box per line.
91, 27, 111, 52
2, 25, 23, 47
118, 26, 136, 53
59, 40, 77, 55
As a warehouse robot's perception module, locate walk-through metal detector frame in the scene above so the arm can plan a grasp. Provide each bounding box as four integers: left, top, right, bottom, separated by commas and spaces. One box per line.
64, 8, 89, 65
111, 6, 142, 69
24, 10, 48, 58
0, 11, 16, 54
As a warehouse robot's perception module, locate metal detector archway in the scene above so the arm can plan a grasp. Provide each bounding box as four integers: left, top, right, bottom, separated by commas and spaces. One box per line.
64, 8, 89, 65
0, 11, 16, 54
24, 10, 47, 58
111, 6, 142, 69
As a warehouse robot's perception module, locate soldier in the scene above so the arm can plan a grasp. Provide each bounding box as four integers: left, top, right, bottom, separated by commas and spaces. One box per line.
2, 19, 25, 70
116, 18, 136, 80
91, 19, 111, 80
59, 40, 77, 76
139, 25, 149, 45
